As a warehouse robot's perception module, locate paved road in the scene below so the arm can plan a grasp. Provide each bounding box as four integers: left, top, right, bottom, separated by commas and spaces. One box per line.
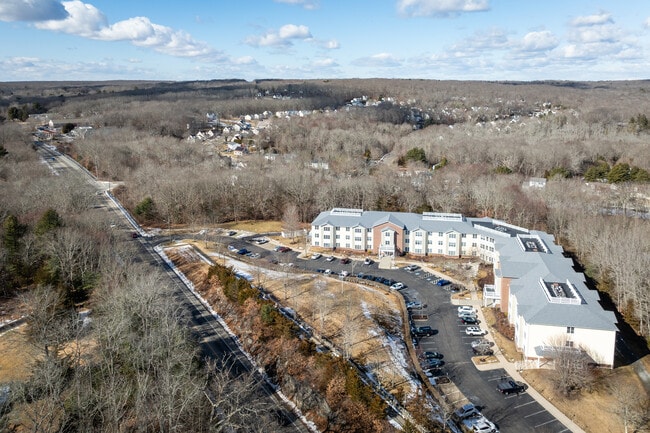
224, 239, 572, 433
32, 142, 310, 433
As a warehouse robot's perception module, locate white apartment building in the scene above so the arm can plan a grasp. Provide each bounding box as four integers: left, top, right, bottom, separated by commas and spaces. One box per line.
310, 208, 617, 367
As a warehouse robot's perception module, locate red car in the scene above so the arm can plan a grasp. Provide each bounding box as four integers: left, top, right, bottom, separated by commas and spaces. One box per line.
340, 257, 351, 264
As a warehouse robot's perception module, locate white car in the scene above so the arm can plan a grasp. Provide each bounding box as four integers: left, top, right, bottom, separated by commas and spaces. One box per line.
311, 253, 322, 260
390, 282, 405, 290
465, 326, 488, 336
458, 305, 476, 315
363, 257, 373, 265
406, 301, 424, 310
325, 255, 336, 262
340, 270, 349, 277
472, 419, 499, 433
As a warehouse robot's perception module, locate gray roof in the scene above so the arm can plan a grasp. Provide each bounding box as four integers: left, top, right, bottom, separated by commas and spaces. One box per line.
312, 209, 617, 332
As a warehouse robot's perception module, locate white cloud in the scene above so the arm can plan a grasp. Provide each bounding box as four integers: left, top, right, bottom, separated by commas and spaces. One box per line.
0, 0, 68, 22
351, 52, 402, 68
278, 24, 311, 39
274, 0, 319, 10
311, 58, 338, 67
571, 12, 613, 27
645, 17, 650, 28
22, 1, 215, 58
520, 30, 558, 51
397, 0, 489, 17
35, 1, 106, 37
0, 55, 147, 80
245, 24, 312, 47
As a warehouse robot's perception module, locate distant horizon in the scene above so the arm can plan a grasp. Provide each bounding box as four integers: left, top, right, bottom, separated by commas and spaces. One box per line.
1, 0, 649, 82
1, 77, 649, 85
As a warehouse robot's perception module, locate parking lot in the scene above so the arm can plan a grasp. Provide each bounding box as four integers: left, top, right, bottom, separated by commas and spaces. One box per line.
225, 238, 571, 432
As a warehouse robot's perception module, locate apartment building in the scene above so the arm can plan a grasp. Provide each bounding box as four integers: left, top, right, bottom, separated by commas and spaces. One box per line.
310, 208, 617, 367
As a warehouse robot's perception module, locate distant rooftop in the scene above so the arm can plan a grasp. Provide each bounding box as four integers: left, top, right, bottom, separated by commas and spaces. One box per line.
517, 235, 549, 253
330, 208, 363, 217
541, 278, 583, 305
473, 219, 529, 237
422, 212, 464, 222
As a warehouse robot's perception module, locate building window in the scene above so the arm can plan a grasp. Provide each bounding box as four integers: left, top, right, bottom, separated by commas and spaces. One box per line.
355, 228, 362, 233
324, 226, 330, 231
314, 233, 319, 238
345, 243, 350, 248
472, 242, 477, 247
385, 240, 391, 245
437, 249, 443, 254
415, 231, 422, 237
438, 232, 443, 236
384, 232, 391, 238
438, 240, 443, 246
345, 235, 350, 240
449, 233, 457, 238
367, 228, 372, 233
323, 235, 330, 240
354, 237, 361, 242
461, 233, 466, 238
314, 241, 320, 246
415, 240, 422, 245
567, 327, 575, 334
565, 340, 574, 348
346, 227, 350, 231
335, 227, 340, 231
335, 234, 340, 239
404, 247, 409, 252
449, 242, 456, 247
404, 230, 410, 235
473, 234, 477, 238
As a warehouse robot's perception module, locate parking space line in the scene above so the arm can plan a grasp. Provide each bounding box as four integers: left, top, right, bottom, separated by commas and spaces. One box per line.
513, 400, 536, 409
524, 409, 546, 418
557, 428, 570, 433
534, 418, 561, 428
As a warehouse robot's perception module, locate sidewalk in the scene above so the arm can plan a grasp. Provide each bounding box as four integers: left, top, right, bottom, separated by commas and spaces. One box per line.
453, 293, 587, 433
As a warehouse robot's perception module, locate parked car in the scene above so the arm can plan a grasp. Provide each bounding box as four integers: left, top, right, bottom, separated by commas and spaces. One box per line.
423, 358, 444, 368
252, 237, 268, 244
227, 230, 237, 236
454, 403, 481, 419
472, 346, 494, 356
461, 316, 480, 325
247, 252, 261, 259
471, 338, 494, 347
363, 257, 373, 265
404, 264, 421, 272
326, 255, 336, 262
390, 282, 405, 290
236, 248, 250, 255
310, 253, 322, 260
472, 419, 499, 433
406, 301, 425, 310
471, 339, 493, 348
131, 232, 139, 238
458, 306, 477, 315
465, 326, 487, 336
324, 269, 332, 275
414, 326, 436, 337
422, 351, 443, 359
497, 379, 528, 395
340, 270, 349, 277
436, 279, 450, 286
340, 257, 351, 264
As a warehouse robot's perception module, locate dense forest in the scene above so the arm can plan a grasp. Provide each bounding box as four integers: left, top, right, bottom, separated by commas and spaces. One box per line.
1, 78, 649, 431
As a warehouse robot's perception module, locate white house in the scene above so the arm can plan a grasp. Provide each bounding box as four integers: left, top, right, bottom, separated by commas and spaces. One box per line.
310, 208, 617, 368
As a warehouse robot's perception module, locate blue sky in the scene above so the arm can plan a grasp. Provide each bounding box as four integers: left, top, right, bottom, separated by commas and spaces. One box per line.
0, 0, 649, 81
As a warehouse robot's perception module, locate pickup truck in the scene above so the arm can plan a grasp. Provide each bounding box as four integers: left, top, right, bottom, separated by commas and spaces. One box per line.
496, 379, 528, 395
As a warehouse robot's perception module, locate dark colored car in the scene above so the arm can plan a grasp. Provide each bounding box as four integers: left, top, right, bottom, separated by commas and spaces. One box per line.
340, 257, 351, 264
236, 248, 250, 255
436, 279, 450, 286
497, 379, 528, 395
414, 326, 436, 337
422, 351, 444, 359
423, 358, 445, 369
460, 316, 480, 325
